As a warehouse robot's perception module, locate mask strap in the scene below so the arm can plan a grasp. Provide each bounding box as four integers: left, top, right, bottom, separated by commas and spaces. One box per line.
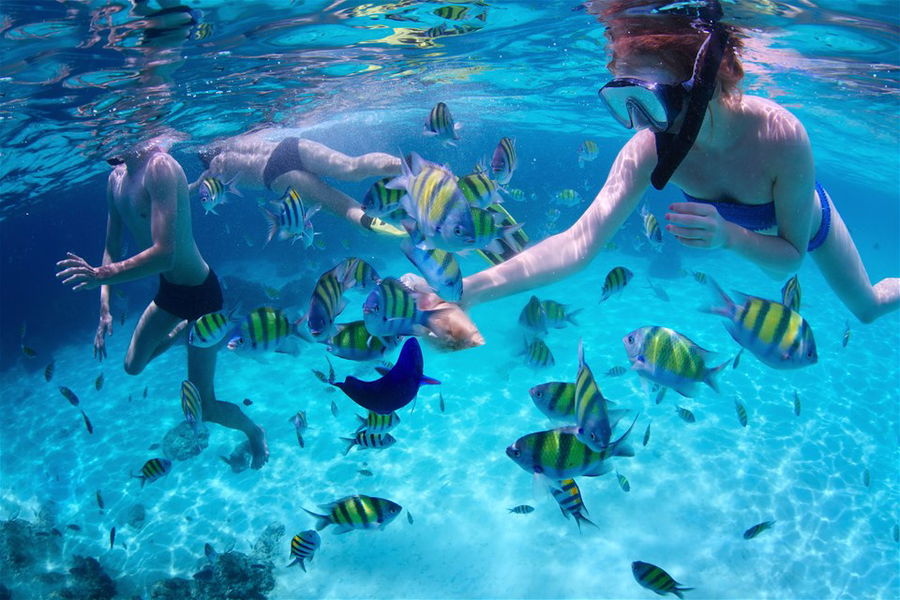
650, 25, 729, 190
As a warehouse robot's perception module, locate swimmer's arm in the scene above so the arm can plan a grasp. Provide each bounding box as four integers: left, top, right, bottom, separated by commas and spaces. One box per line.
725, 135, 815, 279
98, 174, 125, 314
97, 154, 180, 285
461, 134, 652, 308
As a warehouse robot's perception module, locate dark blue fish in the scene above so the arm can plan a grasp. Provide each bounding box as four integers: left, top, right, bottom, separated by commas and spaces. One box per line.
109, 526, 116, 550
332, 338, 439, 415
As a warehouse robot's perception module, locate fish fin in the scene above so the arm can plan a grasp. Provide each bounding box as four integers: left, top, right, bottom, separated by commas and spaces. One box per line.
483, 240, 504, 254
420, 374, 440, 386
566, 308, 583, 326
574, 512, 598, 533
673, 587, 695, 599
422, 129, 437, 138
531, 472, 555, 500
582, 462, 613, 477
302, 507, 331, 531
224, 174, 243, 198
704, 359, 731, 394
500, 222, 524, 248
260, 208, 280, 245
701, 276, 736, 319
304, 203, 322, 220
340, 437, 355, 456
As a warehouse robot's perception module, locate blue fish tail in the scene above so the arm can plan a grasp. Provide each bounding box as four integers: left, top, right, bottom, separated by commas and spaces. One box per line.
340, 437, 356, 456
702, 277, 737, 320
302, 507, 331, 531
566, 308, 583, 326
704, 359, 730, 394
261, 207, 280, 245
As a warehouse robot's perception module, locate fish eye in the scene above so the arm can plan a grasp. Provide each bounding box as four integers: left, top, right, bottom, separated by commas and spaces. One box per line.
454, 225, 464, 236
509, 448, 520, 457
627, 335, 634, 343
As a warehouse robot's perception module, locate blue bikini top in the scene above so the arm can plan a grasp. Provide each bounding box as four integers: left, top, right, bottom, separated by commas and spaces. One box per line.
682, 191, 776, 231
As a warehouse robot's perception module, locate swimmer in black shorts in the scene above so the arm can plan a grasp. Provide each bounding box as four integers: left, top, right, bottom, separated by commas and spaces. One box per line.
56, 140, 269, 469
192, 132, 405, 235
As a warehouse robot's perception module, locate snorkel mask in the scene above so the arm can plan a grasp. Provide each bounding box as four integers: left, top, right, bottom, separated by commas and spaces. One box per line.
597, 1, 730, 189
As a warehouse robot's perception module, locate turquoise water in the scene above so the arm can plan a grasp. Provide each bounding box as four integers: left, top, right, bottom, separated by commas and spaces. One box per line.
1, 1, 899, 599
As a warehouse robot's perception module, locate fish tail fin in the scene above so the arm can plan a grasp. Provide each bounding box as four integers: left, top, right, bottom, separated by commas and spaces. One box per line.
574, 512, 598, 533
705, 359, 730, 394
577, 338, 585, 368
673, 586, 695, 599
420, 374, 440, 386
566, 308, 583, 326
302, 507, 330, 530
500, 222, 524, 248
340, 437, 355, 456
224, 173, 243, 198
261, 208, 280, 245
702, 277, 736, 319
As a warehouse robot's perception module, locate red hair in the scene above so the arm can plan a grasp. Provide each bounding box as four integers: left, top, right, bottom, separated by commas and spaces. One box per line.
590, 1, 745, 99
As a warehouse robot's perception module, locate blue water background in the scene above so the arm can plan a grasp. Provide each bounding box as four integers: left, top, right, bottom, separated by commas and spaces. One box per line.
1, 1, 898, 599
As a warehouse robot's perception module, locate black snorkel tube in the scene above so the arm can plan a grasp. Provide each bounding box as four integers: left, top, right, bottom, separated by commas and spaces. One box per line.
650, 1, 730, 190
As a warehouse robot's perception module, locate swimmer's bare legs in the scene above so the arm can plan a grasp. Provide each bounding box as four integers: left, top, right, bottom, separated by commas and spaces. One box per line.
295, 139, 401, 181
273, 167, 405, 236
188, 343, 269, 469
124, 301, 187, 375
813, 203, 899, 323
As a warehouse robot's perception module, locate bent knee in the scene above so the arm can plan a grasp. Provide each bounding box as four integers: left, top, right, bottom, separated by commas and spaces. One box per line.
123, 357, 145, 376
853, 308, 878, 325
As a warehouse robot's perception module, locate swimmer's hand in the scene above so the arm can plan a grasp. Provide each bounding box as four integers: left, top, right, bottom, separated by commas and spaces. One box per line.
56, 252, 108, 291
401, 273, 485, 351
665, 202, 733, 249
94, 310, 113, 362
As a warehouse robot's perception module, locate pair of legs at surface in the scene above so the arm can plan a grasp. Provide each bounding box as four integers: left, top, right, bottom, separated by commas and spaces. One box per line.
124, 301, 268, 469
268, 138, 403, 235
810, 199, 899, 324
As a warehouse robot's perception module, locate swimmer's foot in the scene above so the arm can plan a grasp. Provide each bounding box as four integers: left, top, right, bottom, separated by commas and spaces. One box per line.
249, 426, 269, 470
361, 215, 406, 238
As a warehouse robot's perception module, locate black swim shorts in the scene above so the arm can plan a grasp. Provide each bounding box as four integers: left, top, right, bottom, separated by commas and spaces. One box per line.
154, 269, 224, 321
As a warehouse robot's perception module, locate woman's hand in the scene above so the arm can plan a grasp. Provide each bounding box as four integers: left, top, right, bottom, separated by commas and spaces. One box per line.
94, 311, 113, 361
401, 273, 485, 351
665, 202, 733, 249
56, 252, 109, 291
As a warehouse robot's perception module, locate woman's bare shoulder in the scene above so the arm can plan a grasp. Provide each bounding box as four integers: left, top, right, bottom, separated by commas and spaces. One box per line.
740, 95, 809, 146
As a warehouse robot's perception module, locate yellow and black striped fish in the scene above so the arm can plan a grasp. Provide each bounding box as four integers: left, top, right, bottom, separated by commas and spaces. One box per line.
781, 275, 801, 312
264, 187, 320, 247
393, 152, 475, 252
192, 22, 213, 41
423, 101, 460, 145
507, 505, 534, 514
529, 382, 576, 421
575, 340, 621, 451
303, 495, 403, 533
458, 171, 502, 208
553, 188, 582, 207
361, 178, 406, 222
335, 257, 381, 292
341, 431, 397, 455
632, 561, 693, 599
505, 427, 633, 481
676, 406, 696, 423
227, 307, 293, 353
44, 361, 55, 382
133, 458, 172, 488
518, 295, 547, 336
490, 137, 517, 185
577, 140, 599, 168
355, 410, 401, 435
94, 373, 104, 391
401, 241, 463, 302
551, 479, 596, 531
706, 278, 817, 369
475, 203, 529, 266
288, 530, 320, 571
734, 400, 748, 427
59, 386, 79, 407
190, 311, 234, 348
433, 5, 469, 20
623, 326, 728, 397
616, 470, 630, 492
600, 266, 633, 302
541, 300, 581, 329
327, 321, 399, 362
743, 520, 775, 540
522, 338, 554, 368
305, 269, 349, 341
363, 277, 433, 337
640, 205, 663, 249
181, 379, 203, 431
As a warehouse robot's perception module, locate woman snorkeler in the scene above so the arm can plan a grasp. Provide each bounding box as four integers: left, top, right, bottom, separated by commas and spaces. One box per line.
411, 0, 898, 350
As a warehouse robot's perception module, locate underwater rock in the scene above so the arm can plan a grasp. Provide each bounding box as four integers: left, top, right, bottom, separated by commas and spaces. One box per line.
162, 421, 209, 461
51, 555, 116, 600
149, 578, 192, 600
194, 550, 275, 600
1, 517, 57, 573
220, 441, 251, 474
127, 504, 146, 530
251, 523, 285, 562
